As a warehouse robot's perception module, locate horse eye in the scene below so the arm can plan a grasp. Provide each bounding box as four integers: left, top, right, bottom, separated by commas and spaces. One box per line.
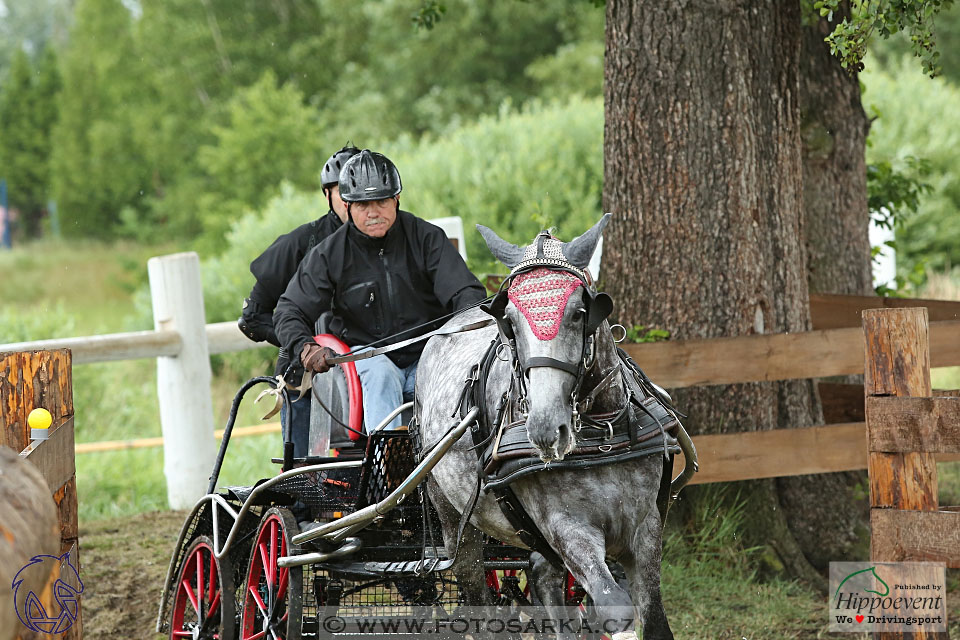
575, 307, 587, 316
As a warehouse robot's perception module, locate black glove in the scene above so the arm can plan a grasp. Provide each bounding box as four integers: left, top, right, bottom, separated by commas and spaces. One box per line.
301, 343, 338, 373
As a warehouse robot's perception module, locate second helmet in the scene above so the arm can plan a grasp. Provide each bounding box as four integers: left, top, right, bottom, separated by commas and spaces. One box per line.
321, 145, 361, 188
339, 150, 402, 202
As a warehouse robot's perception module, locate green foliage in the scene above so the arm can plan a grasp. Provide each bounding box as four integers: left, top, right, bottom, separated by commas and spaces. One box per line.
412, 1, 447, 30
525, 40, 604, 101
867, 156, 932, 230
814, 0, 954, 75
36, 0, 604, 244
0, 0, 70, 82
385, 96, 604, 274
862, 57, 960, 276
870, 2, 960, 84
49, 0, 150, 238
193, 71, 328, 246
625, 325, 671, 343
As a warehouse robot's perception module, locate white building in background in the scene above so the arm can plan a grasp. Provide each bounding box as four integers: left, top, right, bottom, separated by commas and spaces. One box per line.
870, 212, 897, 290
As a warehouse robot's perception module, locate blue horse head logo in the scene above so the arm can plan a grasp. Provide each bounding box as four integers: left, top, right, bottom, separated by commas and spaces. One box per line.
12, 552, 84, 634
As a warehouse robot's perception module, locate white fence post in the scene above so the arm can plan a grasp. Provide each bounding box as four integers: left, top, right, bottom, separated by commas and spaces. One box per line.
148, 252, 216, 509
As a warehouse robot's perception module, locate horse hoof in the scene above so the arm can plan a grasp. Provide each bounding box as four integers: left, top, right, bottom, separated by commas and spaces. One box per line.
611, 632, 639, 640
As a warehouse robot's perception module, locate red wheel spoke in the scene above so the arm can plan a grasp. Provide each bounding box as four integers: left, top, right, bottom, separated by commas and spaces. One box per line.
276, 567, 289, 602
209, 590, 221, 616
243, 630, 266, 640
269, 520, 278, 585
209, 552, 218, 603
181, 579, 200, 614
258, 541, 271, 587
197, 553, 205, 611
249, 585, 269, 617
172, 632, 192, 637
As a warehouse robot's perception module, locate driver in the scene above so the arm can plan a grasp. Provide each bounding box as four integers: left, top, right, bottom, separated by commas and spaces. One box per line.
238, 145, 360, 455
274, 150, 486, 433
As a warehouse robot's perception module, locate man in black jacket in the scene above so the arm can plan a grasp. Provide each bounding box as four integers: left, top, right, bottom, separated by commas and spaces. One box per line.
274, 150, 486, 432
238, 145, 359, 455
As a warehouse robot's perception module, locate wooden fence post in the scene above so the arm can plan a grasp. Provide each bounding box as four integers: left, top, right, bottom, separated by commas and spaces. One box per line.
148, 252, 216, 509
863, 309, 944, 640
0, 348, 81, 640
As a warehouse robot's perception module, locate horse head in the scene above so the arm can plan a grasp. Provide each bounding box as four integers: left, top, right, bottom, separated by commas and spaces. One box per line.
478, 214, 614, 462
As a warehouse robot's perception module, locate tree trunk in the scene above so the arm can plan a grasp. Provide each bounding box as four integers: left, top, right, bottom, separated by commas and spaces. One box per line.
774, 5, 873, 572
801, 6, 872, 295
604, 0, 823, 586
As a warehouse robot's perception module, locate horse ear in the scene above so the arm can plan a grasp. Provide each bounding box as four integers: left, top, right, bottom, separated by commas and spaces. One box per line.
561, 213, 611, 269
477, 224, 525, 269
480, 290, 509, 320
585, 290, 614, 335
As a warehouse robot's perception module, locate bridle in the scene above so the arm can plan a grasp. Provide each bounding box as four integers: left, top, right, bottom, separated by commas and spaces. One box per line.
480, 262, 622, 435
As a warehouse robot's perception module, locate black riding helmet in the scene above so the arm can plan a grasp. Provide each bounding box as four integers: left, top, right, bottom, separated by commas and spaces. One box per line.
338, 150, 402, 202
321, 145, 361, 189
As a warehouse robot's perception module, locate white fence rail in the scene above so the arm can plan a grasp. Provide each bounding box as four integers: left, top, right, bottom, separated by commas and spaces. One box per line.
0, 252, 259, 508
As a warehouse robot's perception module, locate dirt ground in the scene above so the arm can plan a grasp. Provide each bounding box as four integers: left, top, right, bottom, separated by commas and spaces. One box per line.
78, 510, 188, 640
78, 509, 960, 640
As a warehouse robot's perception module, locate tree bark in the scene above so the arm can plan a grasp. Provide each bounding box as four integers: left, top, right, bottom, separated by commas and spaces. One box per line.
604, 0, 823, 586
775, 4, 873, 572
800, 5, 872, 295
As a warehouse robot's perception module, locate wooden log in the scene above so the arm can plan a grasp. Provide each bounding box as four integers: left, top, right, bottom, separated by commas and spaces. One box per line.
20, 417, 76, 494
0, 350, 81, 640
811, 293, 960, 330
0, 352, 25, 451
870, 509, 960, 568
863, 309, 938, 513
866, 396, 960, 454
862, 309, 944, 640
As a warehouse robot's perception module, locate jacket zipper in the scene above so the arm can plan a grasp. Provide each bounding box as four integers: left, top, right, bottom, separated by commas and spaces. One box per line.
379, 247, 396, 336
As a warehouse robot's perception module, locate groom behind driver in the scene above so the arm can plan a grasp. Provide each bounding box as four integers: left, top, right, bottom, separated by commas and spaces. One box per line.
273, 150, 486, 433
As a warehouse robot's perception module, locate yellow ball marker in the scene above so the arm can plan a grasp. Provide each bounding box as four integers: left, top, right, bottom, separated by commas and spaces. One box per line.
28, 407, 53, 440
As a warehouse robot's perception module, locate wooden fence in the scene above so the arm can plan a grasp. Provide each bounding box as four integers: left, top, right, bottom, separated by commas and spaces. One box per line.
3, 253, 960, 500
859, 308, 959, 640
0, 348, 81, 640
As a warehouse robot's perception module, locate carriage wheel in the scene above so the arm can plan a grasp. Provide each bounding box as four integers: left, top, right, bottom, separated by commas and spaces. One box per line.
240, 508, 303, 640
169, 535, 236, 640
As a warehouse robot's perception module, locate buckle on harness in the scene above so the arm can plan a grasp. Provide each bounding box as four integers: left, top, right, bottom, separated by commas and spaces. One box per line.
602, 420, 614, 440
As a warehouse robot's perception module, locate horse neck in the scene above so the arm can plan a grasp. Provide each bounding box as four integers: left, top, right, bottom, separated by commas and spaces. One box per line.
581, 324, 627, 412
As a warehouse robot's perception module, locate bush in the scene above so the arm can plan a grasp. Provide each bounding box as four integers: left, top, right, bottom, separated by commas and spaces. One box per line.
385, 96, 604, 274
862, 57, 960, 275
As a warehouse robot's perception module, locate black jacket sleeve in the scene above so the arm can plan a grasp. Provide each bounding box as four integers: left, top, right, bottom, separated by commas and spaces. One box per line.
420, 222, 487, 312
239, 286, 280, 346
274, 246, 336, 364
240, 225, 312, 347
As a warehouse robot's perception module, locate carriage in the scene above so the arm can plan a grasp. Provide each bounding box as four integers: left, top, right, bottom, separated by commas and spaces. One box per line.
156, 330, 585, 640
157, 216, 698, 640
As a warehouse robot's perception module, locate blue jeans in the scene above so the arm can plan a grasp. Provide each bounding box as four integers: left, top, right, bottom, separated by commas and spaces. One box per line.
354, 354, 418, 432
280, 390, 312, 457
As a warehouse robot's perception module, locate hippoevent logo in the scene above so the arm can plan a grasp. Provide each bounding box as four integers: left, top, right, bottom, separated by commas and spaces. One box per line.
11, 552, 84, 635
829, 562, 946, 633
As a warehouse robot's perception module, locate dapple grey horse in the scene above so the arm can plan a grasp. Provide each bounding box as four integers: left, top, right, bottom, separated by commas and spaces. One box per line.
415, 215, 675, 640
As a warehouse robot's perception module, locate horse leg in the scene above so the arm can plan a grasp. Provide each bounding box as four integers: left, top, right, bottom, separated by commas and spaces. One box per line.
619, 510, 674, 640
552, 526, 637, 639
526, 552, 584, 640
426, 477, 492, 606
